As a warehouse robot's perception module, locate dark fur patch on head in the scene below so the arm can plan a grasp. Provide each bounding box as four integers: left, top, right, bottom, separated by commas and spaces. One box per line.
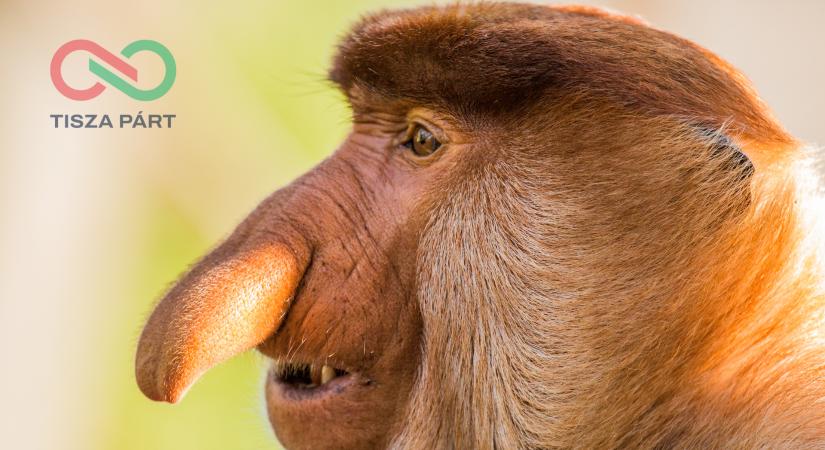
698, 127, 755, 182
330, 2, 792, 145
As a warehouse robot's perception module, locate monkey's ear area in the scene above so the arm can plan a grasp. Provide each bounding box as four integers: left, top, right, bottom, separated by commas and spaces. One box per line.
699, 127, 755, 183
694, 127, 755, 215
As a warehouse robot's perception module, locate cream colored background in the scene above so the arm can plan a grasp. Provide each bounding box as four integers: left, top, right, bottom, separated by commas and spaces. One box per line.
0, 1, 822, 449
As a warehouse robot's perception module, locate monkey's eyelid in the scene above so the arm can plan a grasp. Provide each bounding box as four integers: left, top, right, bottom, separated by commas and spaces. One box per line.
398, 123, 444, 158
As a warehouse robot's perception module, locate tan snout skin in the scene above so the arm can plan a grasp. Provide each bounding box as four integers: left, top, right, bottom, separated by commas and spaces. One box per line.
135, 241, 303, 403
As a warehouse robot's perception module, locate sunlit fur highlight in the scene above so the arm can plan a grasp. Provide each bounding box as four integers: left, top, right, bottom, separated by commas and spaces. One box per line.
137, 3, 825, 448
327, 3, 825, 447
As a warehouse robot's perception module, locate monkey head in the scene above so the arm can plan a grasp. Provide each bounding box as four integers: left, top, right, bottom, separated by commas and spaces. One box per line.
136, 4, 821, 449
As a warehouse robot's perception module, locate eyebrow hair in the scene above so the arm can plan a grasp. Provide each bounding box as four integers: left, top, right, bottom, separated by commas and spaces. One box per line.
329, 3, 792, 146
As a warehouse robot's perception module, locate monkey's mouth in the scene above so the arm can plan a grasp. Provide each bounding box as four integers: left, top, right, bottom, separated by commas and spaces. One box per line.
269, 360, 352, 397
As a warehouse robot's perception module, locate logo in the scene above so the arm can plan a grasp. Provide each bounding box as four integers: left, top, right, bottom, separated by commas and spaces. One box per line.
51, 39, 176, 101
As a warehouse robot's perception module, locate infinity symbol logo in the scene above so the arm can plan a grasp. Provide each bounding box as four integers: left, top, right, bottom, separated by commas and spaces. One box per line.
51, 39, 176, 101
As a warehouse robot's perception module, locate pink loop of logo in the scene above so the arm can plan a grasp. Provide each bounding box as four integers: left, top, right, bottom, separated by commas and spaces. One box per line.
50, 39, 139, 101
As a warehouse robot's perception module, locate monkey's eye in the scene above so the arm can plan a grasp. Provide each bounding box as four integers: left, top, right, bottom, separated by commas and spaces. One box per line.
402, 125, 442, 157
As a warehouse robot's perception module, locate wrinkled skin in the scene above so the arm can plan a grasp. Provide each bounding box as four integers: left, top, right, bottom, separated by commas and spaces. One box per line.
136, 3, 825, 449
136, 107, 459, 448
256, 123, 433, 448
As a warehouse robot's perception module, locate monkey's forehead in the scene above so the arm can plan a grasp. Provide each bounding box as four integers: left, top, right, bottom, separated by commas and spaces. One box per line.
329, 2, 791, 145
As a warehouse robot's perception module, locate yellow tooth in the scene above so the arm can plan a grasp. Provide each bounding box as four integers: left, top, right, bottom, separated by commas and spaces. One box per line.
321, 365, 335, 385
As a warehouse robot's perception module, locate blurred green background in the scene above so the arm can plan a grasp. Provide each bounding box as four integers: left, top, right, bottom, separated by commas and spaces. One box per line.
0, 1, 822, 449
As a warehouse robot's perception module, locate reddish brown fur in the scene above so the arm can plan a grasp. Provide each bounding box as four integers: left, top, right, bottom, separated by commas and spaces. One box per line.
331, 3, 793, 147
136, 3, 825, 449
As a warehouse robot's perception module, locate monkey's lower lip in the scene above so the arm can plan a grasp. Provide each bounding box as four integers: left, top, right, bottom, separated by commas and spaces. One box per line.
268, 360, 354, 399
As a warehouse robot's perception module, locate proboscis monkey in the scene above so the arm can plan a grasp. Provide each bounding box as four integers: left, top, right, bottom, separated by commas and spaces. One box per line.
135, 3, 825, 449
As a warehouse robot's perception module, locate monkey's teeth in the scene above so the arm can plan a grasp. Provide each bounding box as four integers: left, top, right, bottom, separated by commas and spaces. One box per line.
321, 365, 335, 385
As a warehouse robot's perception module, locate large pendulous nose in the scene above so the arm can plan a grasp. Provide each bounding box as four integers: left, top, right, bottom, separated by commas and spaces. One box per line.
135, 239, 306, 403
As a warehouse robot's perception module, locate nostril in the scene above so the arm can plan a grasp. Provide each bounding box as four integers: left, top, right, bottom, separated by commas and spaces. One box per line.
257, 249, 316, 360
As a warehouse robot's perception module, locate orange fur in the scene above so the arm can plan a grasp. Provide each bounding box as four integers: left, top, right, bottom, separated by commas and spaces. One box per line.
137, 3, 825, 448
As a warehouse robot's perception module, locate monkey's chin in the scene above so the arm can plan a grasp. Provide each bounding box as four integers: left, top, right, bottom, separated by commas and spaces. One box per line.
264, 360, 384, 449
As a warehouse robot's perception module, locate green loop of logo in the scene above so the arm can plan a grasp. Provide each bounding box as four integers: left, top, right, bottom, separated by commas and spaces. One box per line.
88, 40, 176, 101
